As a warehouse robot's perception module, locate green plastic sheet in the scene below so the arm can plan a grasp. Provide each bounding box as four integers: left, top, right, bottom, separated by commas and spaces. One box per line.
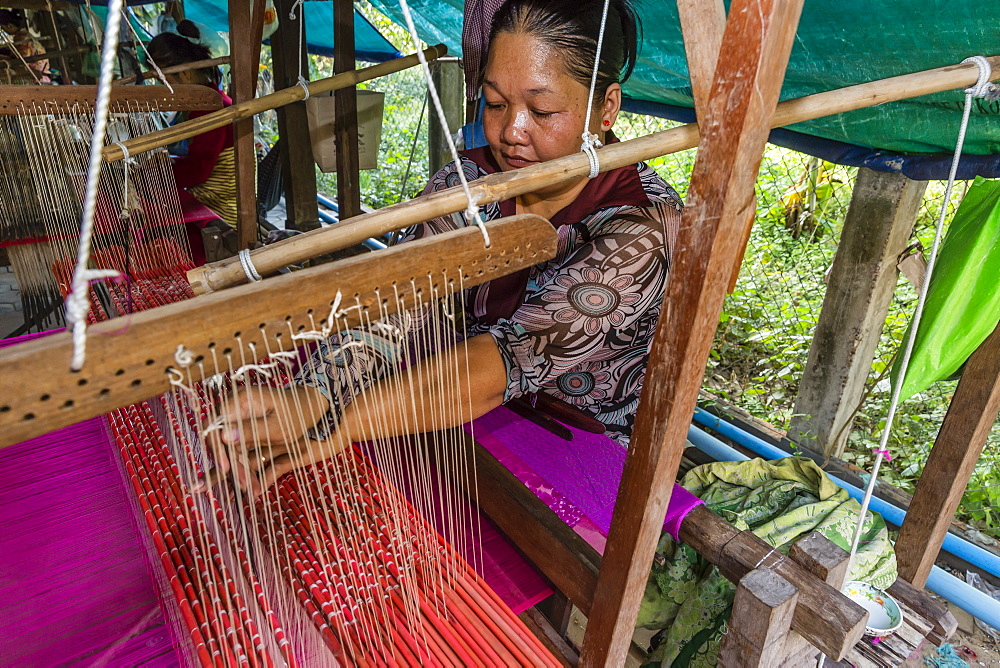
892, 177, 1000, 401
369, 0, 1000, 157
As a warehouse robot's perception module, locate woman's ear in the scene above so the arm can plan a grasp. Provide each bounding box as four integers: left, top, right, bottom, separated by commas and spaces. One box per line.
602, 83, 622, 130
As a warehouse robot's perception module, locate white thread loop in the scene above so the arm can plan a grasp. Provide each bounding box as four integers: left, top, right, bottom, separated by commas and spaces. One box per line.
580, 0, 611, 178
174, 344, 195, 367
113, 141, 133, 164
238, 249, 263, 282
288, 0, 304, 20
297, 76, 311, 100
581, 131, 603, 179
963, 55, 994, 97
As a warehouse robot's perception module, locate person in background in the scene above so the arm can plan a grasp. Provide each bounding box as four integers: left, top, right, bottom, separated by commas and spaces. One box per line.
0, 9, 51, 84
148, 22, 237, 233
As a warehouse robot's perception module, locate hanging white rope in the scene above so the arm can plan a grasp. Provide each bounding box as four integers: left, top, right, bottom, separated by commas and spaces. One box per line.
66, 0, 127, 371
581, 0, 612, 179
846, 55, 996, 562
396, 0, 490, 247
289, 0, 312, 99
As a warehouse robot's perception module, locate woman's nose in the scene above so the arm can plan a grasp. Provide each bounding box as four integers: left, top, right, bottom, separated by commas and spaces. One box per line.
499, 110, 529, 146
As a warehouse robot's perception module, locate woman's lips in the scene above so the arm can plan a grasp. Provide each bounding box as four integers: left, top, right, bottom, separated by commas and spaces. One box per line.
502, 153, 537, 168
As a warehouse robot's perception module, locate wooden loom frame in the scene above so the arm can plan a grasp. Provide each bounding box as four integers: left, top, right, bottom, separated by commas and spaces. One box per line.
1, 0, 995, 664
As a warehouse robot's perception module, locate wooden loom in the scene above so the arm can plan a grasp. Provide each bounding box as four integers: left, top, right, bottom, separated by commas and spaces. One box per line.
2, 0, 995, 663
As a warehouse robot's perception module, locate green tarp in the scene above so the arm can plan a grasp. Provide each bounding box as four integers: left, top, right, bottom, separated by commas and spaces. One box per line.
891, 177, 1000, 400
369, 0, 1000, 157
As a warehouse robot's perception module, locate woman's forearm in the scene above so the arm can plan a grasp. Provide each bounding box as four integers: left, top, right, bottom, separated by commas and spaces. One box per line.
333, 334, 507, 444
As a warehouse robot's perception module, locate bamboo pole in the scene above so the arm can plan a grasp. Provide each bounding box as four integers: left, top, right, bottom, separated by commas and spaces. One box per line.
102, 44, 448, 162
113, 56, 232, 85
188, 55, 1000, 295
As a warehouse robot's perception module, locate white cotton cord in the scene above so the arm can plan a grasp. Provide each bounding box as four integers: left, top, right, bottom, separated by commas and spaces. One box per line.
66, 0, 126, 371
847, 55, 993, 565
580, 0, 611, 179
297, 77, 311, 100
238, 249, 263, 282
167, 367, 198, 397
289, 0, 310, 96
396, 0, 489, 247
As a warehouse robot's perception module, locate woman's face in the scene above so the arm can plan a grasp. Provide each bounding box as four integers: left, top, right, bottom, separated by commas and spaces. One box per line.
482, 31, 619, 173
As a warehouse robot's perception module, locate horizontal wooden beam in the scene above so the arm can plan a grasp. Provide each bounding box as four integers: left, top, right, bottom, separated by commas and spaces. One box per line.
895, 320, 1000, 587
679, 506, 866, 659
114, 56, 231, 85
471, 442, 601, 616
191, 55, 1000, 295
0, 215, 555, 447
102, 45, 447, 162
0, 85, 224, 114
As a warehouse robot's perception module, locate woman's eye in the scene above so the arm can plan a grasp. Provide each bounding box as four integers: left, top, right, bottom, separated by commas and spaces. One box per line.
532, 110, 555, 118
484, 102, 505, 110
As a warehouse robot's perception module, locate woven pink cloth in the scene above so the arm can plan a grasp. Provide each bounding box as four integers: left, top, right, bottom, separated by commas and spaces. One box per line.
467, 406, 704, 551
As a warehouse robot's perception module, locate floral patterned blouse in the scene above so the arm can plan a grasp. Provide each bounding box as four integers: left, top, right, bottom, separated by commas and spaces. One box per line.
297, 145, 682, 447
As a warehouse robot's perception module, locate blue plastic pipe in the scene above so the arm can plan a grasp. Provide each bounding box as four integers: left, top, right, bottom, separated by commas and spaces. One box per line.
692, 407, 1000, 581
316, 195, 386, 250
686, 417, 1000, 630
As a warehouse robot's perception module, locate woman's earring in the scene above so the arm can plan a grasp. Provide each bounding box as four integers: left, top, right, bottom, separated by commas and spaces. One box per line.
603, 120, 611, 127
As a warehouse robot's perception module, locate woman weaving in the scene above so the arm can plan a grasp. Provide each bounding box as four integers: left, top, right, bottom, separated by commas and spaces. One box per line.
205, 0, 682, 493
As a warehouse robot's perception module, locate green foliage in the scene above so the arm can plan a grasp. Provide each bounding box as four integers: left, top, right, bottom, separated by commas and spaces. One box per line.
616, 112, 1000, 532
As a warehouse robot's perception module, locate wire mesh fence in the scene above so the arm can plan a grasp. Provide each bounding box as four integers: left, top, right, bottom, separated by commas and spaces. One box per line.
616, 111, 999, 532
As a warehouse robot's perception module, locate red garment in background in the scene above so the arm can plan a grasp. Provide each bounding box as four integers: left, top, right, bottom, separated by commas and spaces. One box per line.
172, 91, 234, 188
174, 90, 233, 266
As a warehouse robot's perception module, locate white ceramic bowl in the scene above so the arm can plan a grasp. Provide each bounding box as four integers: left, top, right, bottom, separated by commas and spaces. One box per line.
843, 580, 903, 638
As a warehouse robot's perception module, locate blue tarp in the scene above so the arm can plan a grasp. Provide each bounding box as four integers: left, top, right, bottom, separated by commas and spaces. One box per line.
75, 0, 402, 62
184, 0, 401, 62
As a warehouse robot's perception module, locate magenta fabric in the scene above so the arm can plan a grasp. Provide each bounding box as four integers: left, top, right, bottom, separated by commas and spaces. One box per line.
467, 406, 704, 547
0, 332, 174, 666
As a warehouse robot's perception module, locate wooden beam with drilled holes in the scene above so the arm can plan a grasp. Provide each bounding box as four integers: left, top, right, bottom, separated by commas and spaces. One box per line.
0, 215, 555, 448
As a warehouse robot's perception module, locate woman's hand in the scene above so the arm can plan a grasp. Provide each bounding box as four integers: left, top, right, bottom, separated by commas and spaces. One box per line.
195, 384, 337, 496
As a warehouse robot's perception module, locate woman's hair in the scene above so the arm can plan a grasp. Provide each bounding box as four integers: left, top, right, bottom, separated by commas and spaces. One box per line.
488, 0, 640, 102
147, 22, 218, 87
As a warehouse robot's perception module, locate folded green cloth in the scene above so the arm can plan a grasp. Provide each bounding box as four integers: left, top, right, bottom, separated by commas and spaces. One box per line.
639, 457, 897, 667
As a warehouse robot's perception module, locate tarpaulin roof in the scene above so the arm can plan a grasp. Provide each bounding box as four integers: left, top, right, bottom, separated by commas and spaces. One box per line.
184, 0, 402, 62
368, 0, 1000, 178
77, 0, 402, 62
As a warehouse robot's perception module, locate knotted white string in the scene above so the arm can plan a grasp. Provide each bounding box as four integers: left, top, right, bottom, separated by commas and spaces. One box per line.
847, 55, 996, 564
67, 0, 126, 371
580, 0, 611, 179
289, 0, 312, 102
397, 0, 490, 248
238, 249, 263, 282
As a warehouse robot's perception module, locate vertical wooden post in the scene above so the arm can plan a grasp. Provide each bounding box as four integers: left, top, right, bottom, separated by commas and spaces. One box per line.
333, 0, 361, 220
229, 0, 261, 249
577, 0, 804, 664
272, 0, 319, 230
781, 532, 852, 662
787, 168, 927, 457
677, 0, 755, 293
896, 321, 1000, 587
428, 57, 465, 175
718, 568, 799, 667
676, 0, 726, 117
